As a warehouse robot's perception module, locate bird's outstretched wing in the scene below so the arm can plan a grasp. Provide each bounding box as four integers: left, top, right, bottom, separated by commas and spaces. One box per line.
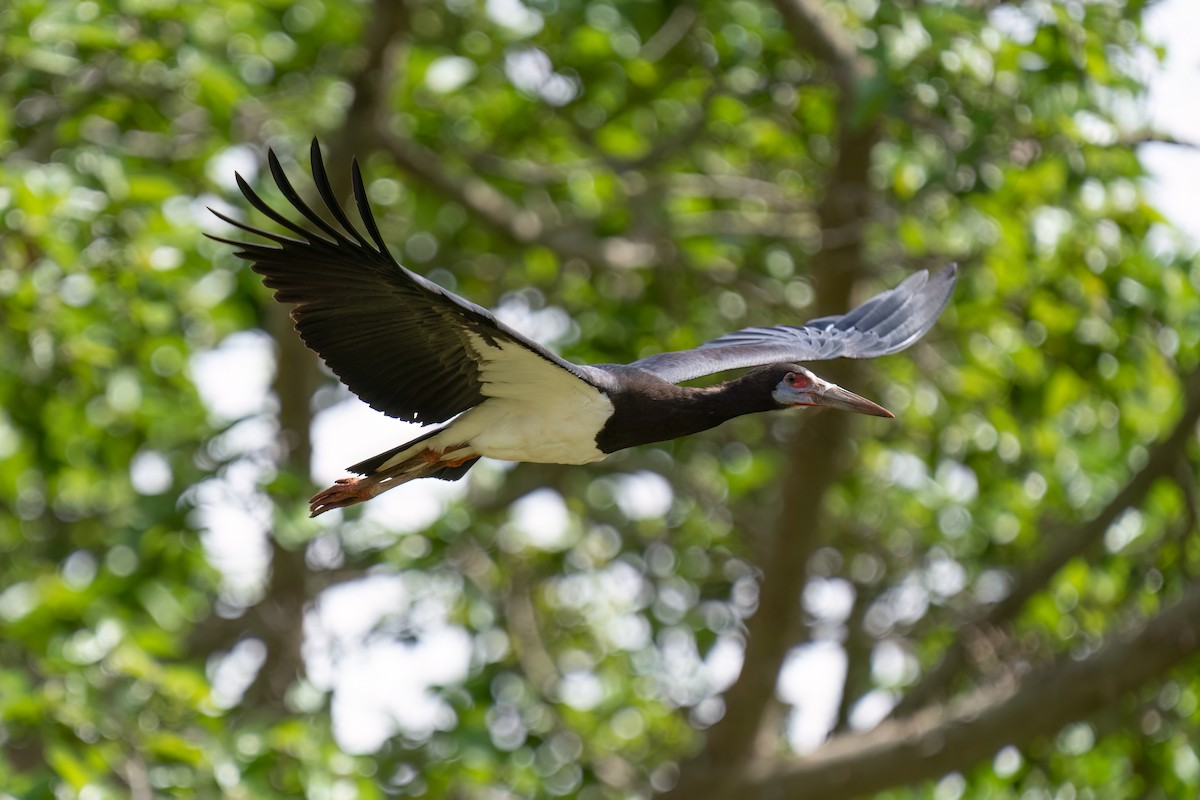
631, 264, 957, 384
208, 139, 603, 425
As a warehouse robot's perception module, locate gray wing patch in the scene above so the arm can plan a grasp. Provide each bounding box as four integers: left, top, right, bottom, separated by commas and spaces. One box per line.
632, 265, 957, 384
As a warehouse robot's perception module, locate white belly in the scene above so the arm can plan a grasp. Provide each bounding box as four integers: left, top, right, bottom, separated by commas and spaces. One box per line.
460, 394, 614, 464
379, 336, 618, 469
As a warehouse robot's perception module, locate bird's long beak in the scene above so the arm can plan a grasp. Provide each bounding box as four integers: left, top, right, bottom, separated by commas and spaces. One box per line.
797, 375, 894, 419
809, 382, 894, 418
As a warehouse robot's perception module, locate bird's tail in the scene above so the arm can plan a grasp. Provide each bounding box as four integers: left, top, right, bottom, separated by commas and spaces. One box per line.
308, 428, 479, 517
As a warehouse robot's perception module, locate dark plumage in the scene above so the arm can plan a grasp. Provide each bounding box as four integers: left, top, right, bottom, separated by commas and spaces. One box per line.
210, 140, 957, 516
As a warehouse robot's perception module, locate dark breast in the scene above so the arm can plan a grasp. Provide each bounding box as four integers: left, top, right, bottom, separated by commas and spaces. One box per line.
592, 366, 746, 454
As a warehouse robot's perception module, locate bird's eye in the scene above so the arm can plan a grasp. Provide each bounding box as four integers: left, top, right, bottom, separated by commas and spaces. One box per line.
785, 371, 810, 388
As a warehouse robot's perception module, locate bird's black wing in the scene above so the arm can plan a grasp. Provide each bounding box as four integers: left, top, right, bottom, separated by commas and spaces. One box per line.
208, 139, 604, 424
631, 265, 957, 384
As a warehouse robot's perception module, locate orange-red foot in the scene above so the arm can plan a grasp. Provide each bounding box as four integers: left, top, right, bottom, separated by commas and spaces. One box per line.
309, 477, 383, 517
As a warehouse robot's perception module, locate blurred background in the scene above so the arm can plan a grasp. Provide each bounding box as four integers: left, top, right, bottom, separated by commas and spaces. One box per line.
3, 0, 1200, 797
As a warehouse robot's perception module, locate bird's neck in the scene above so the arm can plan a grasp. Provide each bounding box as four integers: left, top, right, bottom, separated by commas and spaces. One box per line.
595, 369, 779, 454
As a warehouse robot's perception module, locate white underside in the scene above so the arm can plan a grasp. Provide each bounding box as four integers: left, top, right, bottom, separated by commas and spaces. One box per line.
379, 336, 615, 470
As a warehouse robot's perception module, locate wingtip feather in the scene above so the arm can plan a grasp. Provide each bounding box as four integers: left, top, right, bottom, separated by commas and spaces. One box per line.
309, 138, 377, 252
351, 158, 391, 256
234, 171, 255, 201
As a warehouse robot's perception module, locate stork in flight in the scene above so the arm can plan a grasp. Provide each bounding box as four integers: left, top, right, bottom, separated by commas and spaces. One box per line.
210, 140, 957, 517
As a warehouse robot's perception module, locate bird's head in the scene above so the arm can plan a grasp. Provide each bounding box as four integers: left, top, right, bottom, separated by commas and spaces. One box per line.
770, 365, 894, 418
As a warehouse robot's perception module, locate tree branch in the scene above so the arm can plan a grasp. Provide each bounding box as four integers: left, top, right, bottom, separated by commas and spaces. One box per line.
667, 173, 809, 207
377, 131, 659, 270
640, 5, 699, 63
116, 754, 154, 800
771, 0, 871, 93
467, 152, 584, 186
733, 583, 1200, 800
329, 0, 411, 175
672, 211, 820, 240
1126, 133, 1200, 150
505, 571, 561, 698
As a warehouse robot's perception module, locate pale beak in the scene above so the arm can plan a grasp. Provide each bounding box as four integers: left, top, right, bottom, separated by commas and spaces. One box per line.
785, 374, 894, 418
807, 381, 894, 418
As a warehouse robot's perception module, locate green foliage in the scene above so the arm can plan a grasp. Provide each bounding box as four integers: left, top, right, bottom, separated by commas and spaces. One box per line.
3, 0, 1199, 797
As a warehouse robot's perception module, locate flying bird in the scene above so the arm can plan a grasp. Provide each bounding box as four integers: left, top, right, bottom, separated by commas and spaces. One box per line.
210, 140, 956, 517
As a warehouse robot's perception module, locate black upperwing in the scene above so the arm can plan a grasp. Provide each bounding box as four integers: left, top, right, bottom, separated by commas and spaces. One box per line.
631, 265, 957, 384
208, 139, 603, 424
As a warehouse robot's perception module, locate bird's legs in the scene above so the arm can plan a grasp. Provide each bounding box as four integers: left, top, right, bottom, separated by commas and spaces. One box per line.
308, 446, 473, 517
309, 475, 390, 517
